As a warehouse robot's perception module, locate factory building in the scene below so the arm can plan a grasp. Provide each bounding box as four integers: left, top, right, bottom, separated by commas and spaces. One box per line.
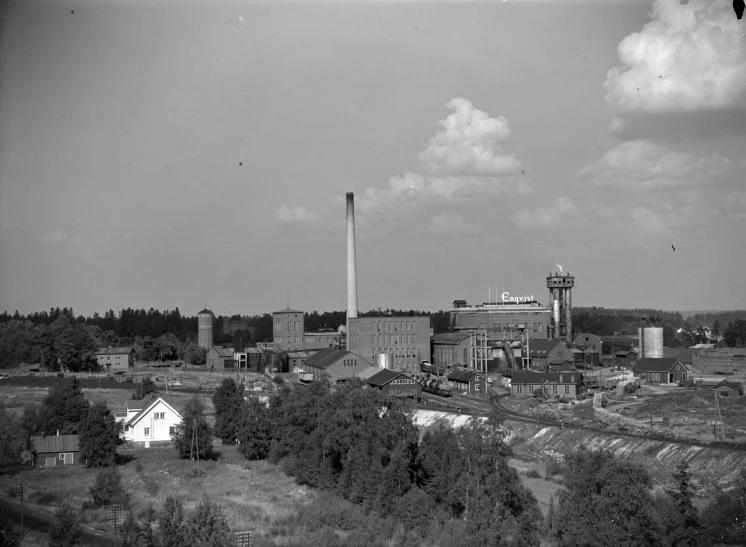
347, 315, 432, 373
449, 299, 552, 343
272, 308, 305, 352
303, 330, 342, 351
432, 332, 490, 375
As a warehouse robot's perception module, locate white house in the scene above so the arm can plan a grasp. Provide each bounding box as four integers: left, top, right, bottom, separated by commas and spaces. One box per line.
119, 396, 183, 447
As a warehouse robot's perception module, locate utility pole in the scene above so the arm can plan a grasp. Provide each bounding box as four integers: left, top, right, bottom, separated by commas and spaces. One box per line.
14, 480, 27, 534
714, 389, 725, 440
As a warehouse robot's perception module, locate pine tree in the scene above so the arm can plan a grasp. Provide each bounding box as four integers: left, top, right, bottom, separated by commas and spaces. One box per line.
79, 401, 120, 467
212, 379, 245, 444
667, 462, 702, 547
48, 504, 82, 547
171, 397, 213, 460
183, 498, 232, 547
158, 497, 187, 547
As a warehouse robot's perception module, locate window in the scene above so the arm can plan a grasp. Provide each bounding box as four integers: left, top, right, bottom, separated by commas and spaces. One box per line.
552, 386, 557, 394
287, 321, 291, 330
155, 412, 165, 420
288, 336, 292, 344
63, 453, 73, 465
169, 426, 175, 436
144, 427, 150, 436
565, 386, 570, 394
517, 386, 522, 393
295, 336, 299, 344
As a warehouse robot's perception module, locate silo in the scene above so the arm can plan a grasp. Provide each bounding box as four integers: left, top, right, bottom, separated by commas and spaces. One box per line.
197, 309, 214, 351
643, 328, 663, 358
376, 353, 394, 369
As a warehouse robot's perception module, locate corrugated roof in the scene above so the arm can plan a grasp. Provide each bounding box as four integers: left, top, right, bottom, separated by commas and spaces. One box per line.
448, 369, 484, 382
31, 434, 79, 453
511, 371, 583, 385
305, 348, 350, 370
632, 357, 682, 373
366, 369, 411, 387
212, 347, 234, 357
95, 347, 135, 355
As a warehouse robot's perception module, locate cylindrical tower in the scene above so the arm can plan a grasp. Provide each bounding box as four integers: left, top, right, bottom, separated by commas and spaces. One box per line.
198, 309, 214, 351
346, 192, 359, 350
643, 327, 663, 358
377, 353, 394, 369
565, 287, 572, 346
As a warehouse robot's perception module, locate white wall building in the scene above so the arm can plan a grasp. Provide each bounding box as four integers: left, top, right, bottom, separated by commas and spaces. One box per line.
118, 396, 183, 447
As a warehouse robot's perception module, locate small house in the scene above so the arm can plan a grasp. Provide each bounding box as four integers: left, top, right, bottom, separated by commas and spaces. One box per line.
447, 369, 486, 396
713, 380, 744, 397
94, 347, 135, 372
631, 358, 688, 384
547, 359, 575, 372
287, 351, 310, 371
31, 434, 81, 468
206, 347, 235, 370
365, 369, 421, 400
528, 340, 574, 371
122, 396, 183, 447
615, 350, 638, 368
511, 371, 584, 399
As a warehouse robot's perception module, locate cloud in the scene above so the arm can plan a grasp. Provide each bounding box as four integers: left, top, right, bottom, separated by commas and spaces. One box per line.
417, 98, 522, 177
604, 0, 746, 114
42, 230, 69, 243
513, 197, 576, 230
359, 98, 528, 213
575, 140, 731, 189
630, 206, 670, 235
275, 204, 318, 223
428, 211, 481, 236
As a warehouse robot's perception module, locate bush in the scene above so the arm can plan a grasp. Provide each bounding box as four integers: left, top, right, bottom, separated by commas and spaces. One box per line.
48, 504, 82, 547
90, 467, 129, 508
141, 475, 160, 497
526, 469, 542, 479
546, 459, 564, 476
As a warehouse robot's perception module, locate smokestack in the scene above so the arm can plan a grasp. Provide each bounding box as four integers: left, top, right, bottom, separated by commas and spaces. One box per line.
346, 193, 358, 349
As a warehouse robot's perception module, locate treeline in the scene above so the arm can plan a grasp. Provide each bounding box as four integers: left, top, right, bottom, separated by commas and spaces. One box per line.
212, 378, 542, 547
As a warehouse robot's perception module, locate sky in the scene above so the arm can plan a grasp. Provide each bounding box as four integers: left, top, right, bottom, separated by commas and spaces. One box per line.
1, 0, 745, 318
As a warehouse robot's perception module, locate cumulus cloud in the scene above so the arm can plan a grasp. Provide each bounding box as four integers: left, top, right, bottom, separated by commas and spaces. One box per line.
42, 230, 69, 243
604, 0, 746, 113
630, 206, 670, 234
359, 98, 528, 213
276, 204, 317, 223
417, 98, 523, 177
513, 197, 576, 230
428, 211, 481, 236
575, 140, 731, 189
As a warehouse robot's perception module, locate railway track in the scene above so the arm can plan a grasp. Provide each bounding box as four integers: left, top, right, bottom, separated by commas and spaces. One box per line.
418, 390, 746, 453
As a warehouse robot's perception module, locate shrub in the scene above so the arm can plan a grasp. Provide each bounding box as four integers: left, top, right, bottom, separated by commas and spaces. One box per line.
526, 469, 542, 479
34, 491, 62, 505
141, 475, 160, 497
48, 503, 82, 547
90, 467, 129, 508
135, 461, 143, 473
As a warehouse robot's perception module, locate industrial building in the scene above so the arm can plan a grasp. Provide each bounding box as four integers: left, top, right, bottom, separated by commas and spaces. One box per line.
447, 369, 486, 396
206, 346, 234, 370
347, 315, 432, 373
197, 309, 214, 351
272, 308, 305, 352
510, 371, 585, 399
301, 348, 373, 384
693, 347, 746, 374
631, 358, 688, 384
365, 369, 421, 400
528, 339, 574, 371
546, 272, 575, 345
432, 332, 490, 375
303, 330, 342, 351
449, 299, 552, 343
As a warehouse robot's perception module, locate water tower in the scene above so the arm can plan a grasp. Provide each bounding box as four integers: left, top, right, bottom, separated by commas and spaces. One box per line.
198, 308, 214, 351
546, 270, 574, 345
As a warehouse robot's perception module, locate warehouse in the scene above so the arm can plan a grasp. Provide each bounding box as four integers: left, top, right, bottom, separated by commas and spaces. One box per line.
447, 369, 486, 396
449, 300, 552, 344
302, 348, 373, 384
510, 371, 584, 399
365, 369, 421, 400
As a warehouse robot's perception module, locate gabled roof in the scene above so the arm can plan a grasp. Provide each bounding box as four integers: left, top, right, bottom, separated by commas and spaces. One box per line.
355, 366, 381, 380
287, 351, 310, 359
95, 347, 135, 355
616, 350, 637, 356
31, 434, 79, 453
304, 348, 352, 370
528, 339, 564, 357
570, 349, 585, 355
511, 371, 583, 385
211, 347, 234, 357
366, 369, 412, 387
273, 308, 304, 314
632, 357, 682, 373
714, 380, 744, 394
127, 396, 183, 427
548, 359, 574, 365
448, 369, 484, 382
662, 348, 693, 363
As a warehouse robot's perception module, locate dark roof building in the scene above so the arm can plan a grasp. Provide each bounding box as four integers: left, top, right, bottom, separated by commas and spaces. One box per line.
631, 357, 688, 384
713, 379, 744, 397
365, 369, 421, 400
528, 339, 574, 371
31, 434, 81, 468
511, 370, 584, 398
662, 348, 693, 365
447, 369, 486, 396
302, 348, 373, 384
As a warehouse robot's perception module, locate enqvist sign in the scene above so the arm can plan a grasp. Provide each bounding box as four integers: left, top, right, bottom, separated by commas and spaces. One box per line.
502, 292, 534, 303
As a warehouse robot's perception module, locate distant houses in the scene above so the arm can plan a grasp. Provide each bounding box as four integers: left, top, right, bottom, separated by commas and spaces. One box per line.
631, 358, 688, 385
510, 371, 585, 399
31, 434, 81, 468
93, 347, 135, 372
117, 395, 183, 447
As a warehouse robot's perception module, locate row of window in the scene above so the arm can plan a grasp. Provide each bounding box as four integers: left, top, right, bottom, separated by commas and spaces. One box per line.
374, 348, 418, 358
371, 334, 418, 345
274, 321, 301, 332
342, 359, 358, 367
390, 379, 414, 385
515, 385, 571, 394
368, 320, 419, 333
389, 389, 417, 395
